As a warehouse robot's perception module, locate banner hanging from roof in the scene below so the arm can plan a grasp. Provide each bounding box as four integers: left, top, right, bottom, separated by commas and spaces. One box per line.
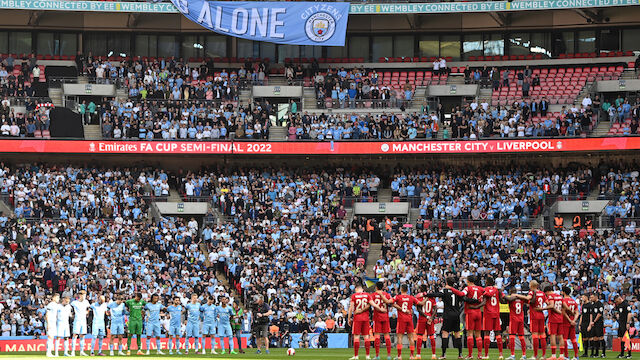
170, 0, 349, 46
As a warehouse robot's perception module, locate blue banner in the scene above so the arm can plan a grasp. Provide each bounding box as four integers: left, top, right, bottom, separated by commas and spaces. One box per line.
170, 0, 349, 46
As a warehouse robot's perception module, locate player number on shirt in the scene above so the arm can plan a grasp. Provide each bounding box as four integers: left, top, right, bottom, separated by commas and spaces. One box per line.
401, 302, 409, 313
515, 302, 522, 314
490, 297, 498, 306
423, 301, 432, 314
451, 294, 456, 306
554, 301, 563, 311
356, 298, 367, 311
374, 298, 386, 312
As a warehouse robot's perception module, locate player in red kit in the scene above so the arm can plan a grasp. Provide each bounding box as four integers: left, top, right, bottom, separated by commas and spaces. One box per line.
544, 285, 566, 360
369, 282, 394, 360
480, 276, 503, 360
503, 287, 527, 360
415, 285, 438, 360
561, 286, 579, 360
393, 284, 425, 360
447, 275, 484, 359
349, 284, 372, 360
517, 280, 547, 360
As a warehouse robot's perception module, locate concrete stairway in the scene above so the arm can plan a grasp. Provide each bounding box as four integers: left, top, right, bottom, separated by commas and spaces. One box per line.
303, 87, 317, 110
0, 199, 13, 216
365, 243, 382, 279
167, 186, 183, 202
83, 124, 102, 140
376, 188, 392, 202
48, 88, 63, 107
268, 126, 288, 141
592, 121, 611, 137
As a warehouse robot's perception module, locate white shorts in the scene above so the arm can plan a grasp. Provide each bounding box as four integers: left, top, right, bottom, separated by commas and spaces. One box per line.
73, 322, 87, 335
57, 325, 70, 338
47, 325, 57, 337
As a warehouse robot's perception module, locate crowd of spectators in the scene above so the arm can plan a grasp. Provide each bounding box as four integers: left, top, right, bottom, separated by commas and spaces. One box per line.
312, 67, 415, 110
1, 162, 640, 340
99, 98, 276, 140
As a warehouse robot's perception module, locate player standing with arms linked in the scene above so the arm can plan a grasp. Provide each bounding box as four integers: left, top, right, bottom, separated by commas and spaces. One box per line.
185, 293, 202, 354
348, 283, 372, 360
561, 286, 579, 360
45, 294, 61, 358
447, 275, 484, 359
480, 277, 504, 360
544, 286, 566, 360
144, 294, 165, 355
517, 280, 547, 360
56, 295, 73, 357
70, 290, 90, 356
393, 283, 426, 360
200, 296, 219, 354
415, 284, 438, 360
89, 295, 108, 356
502, 287, 527, 360
369, 281, 394, 360
216, 295, 238, 354
427, 276, 478, 360
166, 296, 184, 355
124, 293, 146, 355
107, 295, 126, 356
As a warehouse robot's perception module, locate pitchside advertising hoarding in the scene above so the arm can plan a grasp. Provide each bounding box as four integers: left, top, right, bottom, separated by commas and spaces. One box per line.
0, 333, 349, 351
1, 137, 640, 155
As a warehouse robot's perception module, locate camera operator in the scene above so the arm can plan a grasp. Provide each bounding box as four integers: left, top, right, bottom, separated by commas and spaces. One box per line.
252, 295, 273, 354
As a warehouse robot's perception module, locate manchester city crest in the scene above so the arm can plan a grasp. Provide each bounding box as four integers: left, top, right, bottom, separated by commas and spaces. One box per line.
305, 12, 336, 42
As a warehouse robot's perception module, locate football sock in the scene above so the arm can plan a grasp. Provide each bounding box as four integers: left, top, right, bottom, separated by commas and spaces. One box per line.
441, 335, 449, 357
519, 336, 527, 356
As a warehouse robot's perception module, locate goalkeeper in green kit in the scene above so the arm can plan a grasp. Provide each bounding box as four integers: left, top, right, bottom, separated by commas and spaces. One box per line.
125, 293, 146, 355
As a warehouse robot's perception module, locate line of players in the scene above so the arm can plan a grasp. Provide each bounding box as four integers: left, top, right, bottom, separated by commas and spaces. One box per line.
348, 276, 606, 360
44, 291, 239, 357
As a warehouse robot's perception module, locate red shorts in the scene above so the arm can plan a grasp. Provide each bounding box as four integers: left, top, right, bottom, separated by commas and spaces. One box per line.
352, 320, 371, 335
466, 311, 483, 331
396, 318, 414, 334
563, 324, 576, 340
530, 317, 545, 334
509, 319, 525, 336
549, 322, 564, 336
483, 316, 501, 331
373, 320, 391, 334
416, 318, 435, 336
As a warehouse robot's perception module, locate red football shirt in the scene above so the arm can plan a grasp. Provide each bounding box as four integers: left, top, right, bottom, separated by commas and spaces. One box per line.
394, 294, 418, 322
415, 293, 436, 320
508, 298, 525, 323
370, 292, 392, 322
482, 286, 501, 317
528, 290, 547, 320
461, 285, 484, 313
351, 292, 371, 322
563, 297, 579, 325
548, 293, 564, 324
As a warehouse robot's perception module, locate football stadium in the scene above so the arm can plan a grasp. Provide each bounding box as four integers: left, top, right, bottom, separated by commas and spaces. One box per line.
0, 0, 639, 359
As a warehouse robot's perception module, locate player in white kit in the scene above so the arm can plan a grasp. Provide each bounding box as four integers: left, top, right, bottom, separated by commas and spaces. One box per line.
56, 295, 73, 356
45, 294, 61, 357
70, 290, 90, 356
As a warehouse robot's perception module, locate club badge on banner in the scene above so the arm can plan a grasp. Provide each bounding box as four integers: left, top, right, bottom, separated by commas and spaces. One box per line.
170, 0, 350, 46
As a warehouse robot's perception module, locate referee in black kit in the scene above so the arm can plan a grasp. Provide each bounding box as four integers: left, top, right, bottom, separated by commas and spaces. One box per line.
615, 294, 633, 359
